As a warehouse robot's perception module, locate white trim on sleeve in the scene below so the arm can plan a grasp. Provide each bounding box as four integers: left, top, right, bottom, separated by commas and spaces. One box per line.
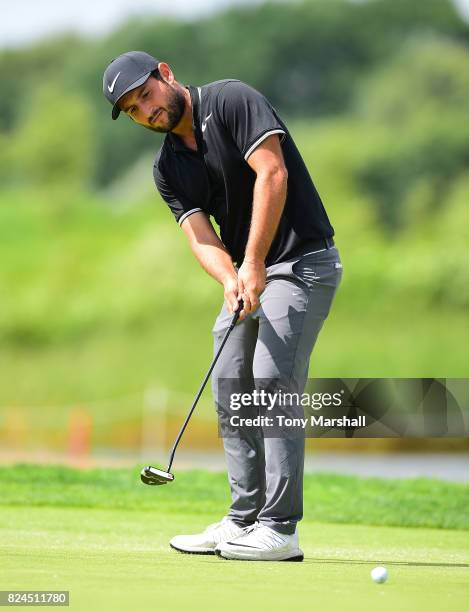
178, 208, 203, 227
244, 129, 286, 161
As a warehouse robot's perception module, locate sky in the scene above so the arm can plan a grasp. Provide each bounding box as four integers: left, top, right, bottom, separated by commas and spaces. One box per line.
1, 0, 468, 48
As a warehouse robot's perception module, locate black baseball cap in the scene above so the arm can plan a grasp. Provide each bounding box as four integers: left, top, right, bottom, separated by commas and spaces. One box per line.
103, 51, 159, 120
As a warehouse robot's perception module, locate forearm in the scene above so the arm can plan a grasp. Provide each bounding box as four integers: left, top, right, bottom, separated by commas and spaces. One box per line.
244, 168, 288, 263
180, 211, 240, 315
189, 234, 237, 286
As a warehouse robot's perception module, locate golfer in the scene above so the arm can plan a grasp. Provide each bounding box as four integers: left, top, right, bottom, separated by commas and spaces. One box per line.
103, 51, 342, 561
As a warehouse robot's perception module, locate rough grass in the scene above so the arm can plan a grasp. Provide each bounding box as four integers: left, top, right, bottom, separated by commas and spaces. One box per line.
1, 465, 468, 530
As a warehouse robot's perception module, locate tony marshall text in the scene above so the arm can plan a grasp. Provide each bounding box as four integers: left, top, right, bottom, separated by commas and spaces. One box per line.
230, 415, 367, 428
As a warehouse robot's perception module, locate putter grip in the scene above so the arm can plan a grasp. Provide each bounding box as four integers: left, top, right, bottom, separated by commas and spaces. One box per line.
231, 299, 244, 327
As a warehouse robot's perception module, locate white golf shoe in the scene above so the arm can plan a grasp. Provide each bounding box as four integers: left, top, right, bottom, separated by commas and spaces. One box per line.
170, 517, 245, 554
215, 523, 303, 561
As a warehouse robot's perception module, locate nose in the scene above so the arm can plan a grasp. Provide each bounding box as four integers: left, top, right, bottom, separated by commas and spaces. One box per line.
135, 99, 154, 123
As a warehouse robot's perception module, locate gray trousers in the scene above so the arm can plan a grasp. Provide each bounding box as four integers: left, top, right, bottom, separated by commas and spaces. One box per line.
211, 244, 343, 534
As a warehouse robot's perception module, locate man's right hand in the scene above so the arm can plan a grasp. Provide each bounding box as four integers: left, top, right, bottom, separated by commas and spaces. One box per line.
224, 275, 244, 321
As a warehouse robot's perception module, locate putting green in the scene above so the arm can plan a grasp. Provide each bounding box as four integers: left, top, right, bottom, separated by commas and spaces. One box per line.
1, 507, 468, 612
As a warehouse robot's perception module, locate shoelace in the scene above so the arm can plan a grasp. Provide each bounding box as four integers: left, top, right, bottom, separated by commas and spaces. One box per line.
238, 523, 287, 549
205, 518, 241, 541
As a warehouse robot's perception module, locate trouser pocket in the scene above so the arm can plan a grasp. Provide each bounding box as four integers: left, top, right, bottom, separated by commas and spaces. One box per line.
292, 247, 343, 289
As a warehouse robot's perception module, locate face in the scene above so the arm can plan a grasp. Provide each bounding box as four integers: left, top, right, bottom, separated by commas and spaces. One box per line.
119, 71, 186, 133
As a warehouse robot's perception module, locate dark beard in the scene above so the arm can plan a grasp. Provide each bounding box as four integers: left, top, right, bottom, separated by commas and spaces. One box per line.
144, 83, 186, 134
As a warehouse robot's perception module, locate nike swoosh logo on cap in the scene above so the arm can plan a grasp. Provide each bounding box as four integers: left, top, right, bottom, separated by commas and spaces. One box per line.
108, 72, 121, 94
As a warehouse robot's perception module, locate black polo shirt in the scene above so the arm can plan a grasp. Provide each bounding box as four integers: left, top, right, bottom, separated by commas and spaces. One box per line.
153, 79, 334, 266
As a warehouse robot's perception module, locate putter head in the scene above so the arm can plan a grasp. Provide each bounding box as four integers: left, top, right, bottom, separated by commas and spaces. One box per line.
140, 465, 175, 486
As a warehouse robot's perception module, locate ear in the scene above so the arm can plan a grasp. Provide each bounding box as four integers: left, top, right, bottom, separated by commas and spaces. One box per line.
157, 62, 174, 85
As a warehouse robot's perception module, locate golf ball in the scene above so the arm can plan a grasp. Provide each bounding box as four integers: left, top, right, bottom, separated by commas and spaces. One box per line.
371, 566, 388, 583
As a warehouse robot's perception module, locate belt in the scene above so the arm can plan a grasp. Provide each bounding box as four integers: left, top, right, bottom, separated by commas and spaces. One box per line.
295, 236, 335, 257
241, 237, 335, 268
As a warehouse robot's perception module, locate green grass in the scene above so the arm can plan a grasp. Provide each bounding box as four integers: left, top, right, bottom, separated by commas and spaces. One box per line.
1, 466, 469, 530
0, 182, 468, 410
0, 189, 468, 457
0, 466, 468, 612
1, 304, 468, 408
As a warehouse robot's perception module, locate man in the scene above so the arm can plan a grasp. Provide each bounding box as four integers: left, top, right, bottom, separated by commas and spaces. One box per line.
103, 51, 342, 561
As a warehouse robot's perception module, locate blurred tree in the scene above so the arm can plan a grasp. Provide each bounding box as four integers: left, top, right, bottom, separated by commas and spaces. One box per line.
88, 0, 469, 187
0, 0, 468, 190
0, 35, 84, 132
352, 37, 469, 230
9, 82, 95, 197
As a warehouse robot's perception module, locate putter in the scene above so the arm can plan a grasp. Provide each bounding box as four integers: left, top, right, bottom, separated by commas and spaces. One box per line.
141, 299, 244, 486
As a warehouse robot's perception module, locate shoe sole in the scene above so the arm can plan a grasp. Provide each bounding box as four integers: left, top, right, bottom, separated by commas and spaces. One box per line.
214, 549, 304, 562
170, 543, 215, 555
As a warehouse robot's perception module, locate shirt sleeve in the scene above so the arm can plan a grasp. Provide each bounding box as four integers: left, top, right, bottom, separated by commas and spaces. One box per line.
216, 80, 286, 161
153, 162, 204, 227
